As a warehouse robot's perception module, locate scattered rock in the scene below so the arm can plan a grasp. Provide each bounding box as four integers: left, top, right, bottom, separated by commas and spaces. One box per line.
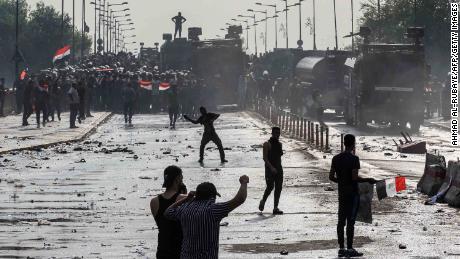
139, 176, 152, 180
38, 219, 51, 226
280, 250, 289, 255
119, 197, 126, 200
73, 147, 83, 151
220, 222, 229, 227
210, 168, 221, 172
133, 155, 139, 159
423, 226, 427, 231
76, 158, 86, 163
324, 186, 334, 191
384, 152, 393, 156
14, 183, 25, 188
399, 244, 407, 249
163, 151, 171, 155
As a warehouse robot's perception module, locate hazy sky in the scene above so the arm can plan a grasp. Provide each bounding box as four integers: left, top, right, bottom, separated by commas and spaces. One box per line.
28, 0, 367, 53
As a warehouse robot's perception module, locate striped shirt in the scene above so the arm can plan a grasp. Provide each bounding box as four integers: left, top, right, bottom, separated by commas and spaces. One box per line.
164, 198, 232, 259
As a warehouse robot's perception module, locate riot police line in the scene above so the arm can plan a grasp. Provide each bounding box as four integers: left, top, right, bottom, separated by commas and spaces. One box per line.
0, 52, 217, 127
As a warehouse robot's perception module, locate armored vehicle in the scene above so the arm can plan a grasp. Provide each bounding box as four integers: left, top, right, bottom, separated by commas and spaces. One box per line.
344, 27, 427, 131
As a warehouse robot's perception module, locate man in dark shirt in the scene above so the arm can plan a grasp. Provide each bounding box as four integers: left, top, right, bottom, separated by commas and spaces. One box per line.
259, 127, 284, 215
184, 106, 227, 164
122, 79, 137, 126
165, 175, 249, 259
171, 12, 187, 39
329, 134, 377, 258
168, 83, 179, 129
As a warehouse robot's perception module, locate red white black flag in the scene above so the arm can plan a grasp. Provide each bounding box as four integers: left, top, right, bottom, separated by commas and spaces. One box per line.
53, 45, 71, 63
139, 80, 153, 90
159, 82, 170, 91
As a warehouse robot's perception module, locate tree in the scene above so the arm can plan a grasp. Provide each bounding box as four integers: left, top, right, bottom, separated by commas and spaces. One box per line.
0, 0, 92, 84
359, 0, 450, 76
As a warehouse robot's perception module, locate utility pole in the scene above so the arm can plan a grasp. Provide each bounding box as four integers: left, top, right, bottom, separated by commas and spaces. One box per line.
351, 0, 354, 55
377, 0, 381, 39
285, 0, 288, 48
298, 0, 302, 48
72, 0, 75, 62
14, 0, 19, 88
61, 0, 65, 47
313, 0, 316, 50
93, 1, 96, 54
333, 0, 338, 50
81, 0, 86, 59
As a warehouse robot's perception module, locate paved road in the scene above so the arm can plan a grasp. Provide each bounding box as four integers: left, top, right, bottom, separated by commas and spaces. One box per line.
0, 112, 111, 154
1, 113, 459, 258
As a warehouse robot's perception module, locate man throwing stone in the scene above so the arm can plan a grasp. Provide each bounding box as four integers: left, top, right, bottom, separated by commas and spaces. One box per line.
184, 106, 227, 164
259, 127, 284, 215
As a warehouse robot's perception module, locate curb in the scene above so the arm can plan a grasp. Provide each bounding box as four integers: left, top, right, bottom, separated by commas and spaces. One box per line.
0, 113, 113, 155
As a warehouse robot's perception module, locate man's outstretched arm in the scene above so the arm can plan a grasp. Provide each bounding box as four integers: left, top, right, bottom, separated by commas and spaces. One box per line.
184, 115, 199, 124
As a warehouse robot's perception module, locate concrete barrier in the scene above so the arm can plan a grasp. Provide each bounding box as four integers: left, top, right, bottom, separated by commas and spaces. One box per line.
417, 153, 447, 196
443, 161, 460, 208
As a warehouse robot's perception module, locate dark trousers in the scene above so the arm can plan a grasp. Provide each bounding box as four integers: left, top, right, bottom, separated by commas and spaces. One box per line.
70, 103, 79, 127
200, 132, 225, 161
79, 100, 85, 120
49, 99, 61, 121
169, 107, 178, 127
123, 101, 134, 123
35, 102, 47, 126
86, 92, 92, 116
22, 102, 32, 125
337, 193, 360, 249
262, 168, 283, 208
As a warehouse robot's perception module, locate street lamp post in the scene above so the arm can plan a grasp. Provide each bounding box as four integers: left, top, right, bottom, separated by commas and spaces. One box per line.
313, 0, 316, 50
14, 0, 19, 86
333, 0, 338, 50
61, 0, 64, 47
351, 0, 354, 54
248, 9, 267, 53
238, 14, 257, 55
282, 0, 288, 48
81, 0, 86, 59
256, 2, 278, 49
90, 2, 97, 54
298, 0, 304, 48
72, 0, 75, 62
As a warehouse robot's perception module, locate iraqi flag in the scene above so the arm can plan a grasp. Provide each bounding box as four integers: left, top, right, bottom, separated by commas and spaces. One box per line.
159, 82, 170, 91
376, 176, 406, 200
139, 80, 153, 90
53, 45, 71, 63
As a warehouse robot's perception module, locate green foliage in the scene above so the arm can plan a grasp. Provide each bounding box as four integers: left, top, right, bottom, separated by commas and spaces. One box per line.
0, 0, 92, 83
359, 0, 450, 76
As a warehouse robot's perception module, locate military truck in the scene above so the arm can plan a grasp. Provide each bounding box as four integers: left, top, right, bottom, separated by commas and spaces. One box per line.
344, 27, 427, 131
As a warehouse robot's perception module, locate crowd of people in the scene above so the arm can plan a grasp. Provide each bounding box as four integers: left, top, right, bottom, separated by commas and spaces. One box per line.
4, 52, 222, 129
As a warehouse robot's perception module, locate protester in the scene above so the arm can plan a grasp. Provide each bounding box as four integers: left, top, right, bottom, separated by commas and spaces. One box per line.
259, 127, 284, 215
150, 165, 187, 259
22, 80, 34, 126
68, 83, 80, 129
34, 79, 49, 128
164, 175, 249, 259
329, 134, 377, 258
168, 83, 179, 129
122, 77, 137, 126
184, 106, 227, 164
